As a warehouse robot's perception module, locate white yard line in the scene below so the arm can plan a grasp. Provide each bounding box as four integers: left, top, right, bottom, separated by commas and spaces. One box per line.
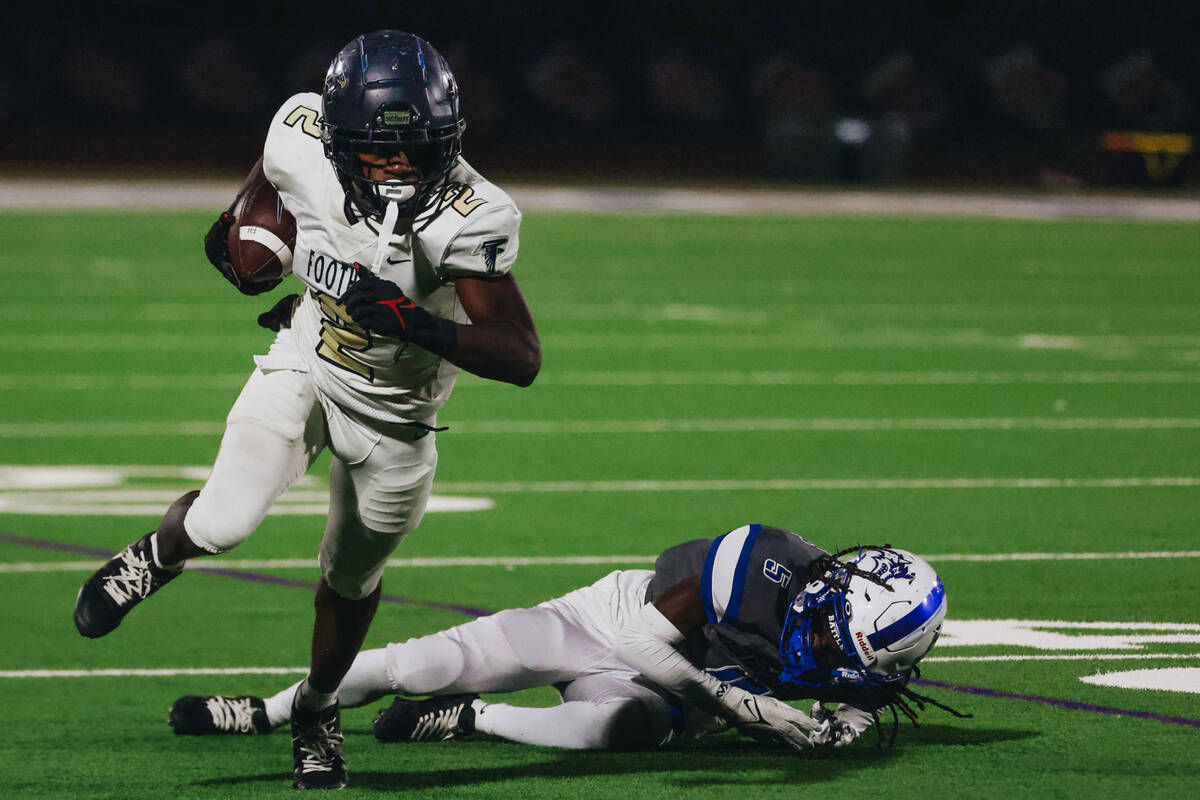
4, 550, 1200, 574
3, 180, 1199, 220
0, 667, 308, 678
6, 331, 1200, 354
1, 654, 1197, 678
0, 422, 225, 437
434, 476, 1200, 493
4, 467, 1200, 518
925, 653, 1200, 664
4, 370, 1200, 392
452, 418, 1200, 433
5, 417, 1200, 438
499, 370, 1200, 387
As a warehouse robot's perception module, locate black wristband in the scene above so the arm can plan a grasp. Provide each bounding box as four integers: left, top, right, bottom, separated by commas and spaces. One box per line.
407, 314, 458, 356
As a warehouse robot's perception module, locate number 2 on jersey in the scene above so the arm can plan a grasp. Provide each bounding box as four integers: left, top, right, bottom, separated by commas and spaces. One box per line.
284, 106, 322, 139
314, 292, 374, 381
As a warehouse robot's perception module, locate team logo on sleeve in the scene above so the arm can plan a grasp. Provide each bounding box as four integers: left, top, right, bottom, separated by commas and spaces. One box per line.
473, 237, 509, 273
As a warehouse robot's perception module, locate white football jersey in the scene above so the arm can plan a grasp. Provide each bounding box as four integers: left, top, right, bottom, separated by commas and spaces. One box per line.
259, 92, 521, 427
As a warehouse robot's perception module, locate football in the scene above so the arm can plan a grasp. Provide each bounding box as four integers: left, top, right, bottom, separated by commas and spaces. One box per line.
227, 174, 296, 285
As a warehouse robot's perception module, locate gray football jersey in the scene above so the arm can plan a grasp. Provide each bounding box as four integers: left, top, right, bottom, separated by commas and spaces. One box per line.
647, 524, 827, 700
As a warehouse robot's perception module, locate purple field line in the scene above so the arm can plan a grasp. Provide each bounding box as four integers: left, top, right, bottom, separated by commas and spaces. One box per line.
0, 532, 493, 618
912, 678, 1200, 728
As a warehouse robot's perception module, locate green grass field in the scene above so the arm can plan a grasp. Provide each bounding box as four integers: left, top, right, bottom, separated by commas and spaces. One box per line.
1, 208, 1198, 798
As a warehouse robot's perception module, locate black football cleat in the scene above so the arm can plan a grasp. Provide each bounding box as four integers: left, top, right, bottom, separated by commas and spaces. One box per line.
292, 698, 347, 790
373, 694, 478, 743
169, 695, 272, 735
73, 532, 182, 638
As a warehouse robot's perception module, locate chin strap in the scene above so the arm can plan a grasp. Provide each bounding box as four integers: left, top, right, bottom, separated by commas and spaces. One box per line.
370, 200, 402, 274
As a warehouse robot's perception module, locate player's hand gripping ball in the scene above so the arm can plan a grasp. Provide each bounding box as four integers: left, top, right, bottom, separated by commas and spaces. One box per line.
206, 174, 295, 295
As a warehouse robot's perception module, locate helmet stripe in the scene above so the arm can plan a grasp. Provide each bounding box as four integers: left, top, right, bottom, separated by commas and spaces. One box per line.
866, 578, 945, 651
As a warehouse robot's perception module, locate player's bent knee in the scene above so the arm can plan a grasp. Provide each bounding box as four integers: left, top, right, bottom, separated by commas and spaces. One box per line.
383, 635, 466, 695
595, 698, 662, 751
183, 490, 269, 554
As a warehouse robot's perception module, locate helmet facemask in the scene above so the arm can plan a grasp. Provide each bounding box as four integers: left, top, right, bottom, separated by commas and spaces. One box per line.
780, 575, 861, 686
322, 123, 464, 223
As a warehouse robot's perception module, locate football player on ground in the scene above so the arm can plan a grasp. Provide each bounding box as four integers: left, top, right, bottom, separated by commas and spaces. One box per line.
72, 30, 541, 790
170, 525, 958, 752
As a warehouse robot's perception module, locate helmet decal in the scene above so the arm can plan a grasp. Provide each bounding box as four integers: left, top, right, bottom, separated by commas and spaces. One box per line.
861, 549, 917, 584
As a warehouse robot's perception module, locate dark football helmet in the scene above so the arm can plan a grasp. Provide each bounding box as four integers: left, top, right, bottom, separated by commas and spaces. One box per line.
320, 30, 466, 222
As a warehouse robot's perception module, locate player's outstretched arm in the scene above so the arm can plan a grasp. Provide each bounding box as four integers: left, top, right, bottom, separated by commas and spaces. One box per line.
341, 271, 541, 387
614, 578, 824, 751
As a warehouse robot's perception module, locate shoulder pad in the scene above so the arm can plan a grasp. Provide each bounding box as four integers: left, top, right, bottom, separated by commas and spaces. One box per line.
415, 171, 521, 280
701, 525, 823, 626
263, 93, 327, 195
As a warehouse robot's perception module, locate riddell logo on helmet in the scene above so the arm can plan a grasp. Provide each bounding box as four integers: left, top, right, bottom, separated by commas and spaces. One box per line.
854, 630, 877, 663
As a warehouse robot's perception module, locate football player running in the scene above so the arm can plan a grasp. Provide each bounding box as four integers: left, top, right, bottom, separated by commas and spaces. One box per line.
169, 525, 958, 753
72, 31, 541, 790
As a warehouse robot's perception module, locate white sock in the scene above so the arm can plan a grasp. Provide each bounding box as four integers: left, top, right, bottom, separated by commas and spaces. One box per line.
472, 699, 639, 750
294, 679, 338, 713
264, 681, 303, 728
263, 649, 394, 727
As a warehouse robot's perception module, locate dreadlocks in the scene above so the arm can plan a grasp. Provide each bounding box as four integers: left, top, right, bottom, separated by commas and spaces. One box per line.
808, 543, 896, 592
869, 666, 973, 748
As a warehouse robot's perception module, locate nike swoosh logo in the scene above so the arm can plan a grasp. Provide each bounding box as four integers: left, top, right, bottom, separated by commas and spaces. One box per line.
386, 257, 412, 265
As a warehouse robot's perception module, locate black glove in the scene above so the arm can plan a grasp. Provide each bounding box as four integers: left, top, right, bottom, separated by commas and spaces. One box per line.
257, 293, 300, 332
203, 210, 282, 296
340, 267, 457, 354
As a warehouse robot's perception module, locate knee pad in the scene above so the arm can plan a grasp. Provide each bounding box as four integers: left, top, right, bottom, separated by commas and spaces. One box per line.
184, 414, 320, 554
563, 675, 675, 750
183, 492, 262, 554
383, 634, 466, 695
595, 698, 661, 751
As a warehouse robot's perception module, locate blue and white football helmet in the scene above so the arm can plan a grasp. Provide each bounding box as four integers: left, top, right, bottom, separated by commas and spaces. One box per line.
779, 547, 946, 690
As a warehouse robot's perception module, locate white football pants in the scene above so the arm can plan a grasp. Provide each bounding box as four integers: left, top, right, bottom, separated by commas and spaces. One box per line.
182, 366, 437, 599
266, 570, 682, 749
383, 569, 678, 748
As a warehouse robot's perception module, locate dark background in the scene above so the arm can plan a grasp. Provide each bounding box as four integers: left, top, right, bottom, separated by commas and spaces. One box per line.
4, 1, 1198, 188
